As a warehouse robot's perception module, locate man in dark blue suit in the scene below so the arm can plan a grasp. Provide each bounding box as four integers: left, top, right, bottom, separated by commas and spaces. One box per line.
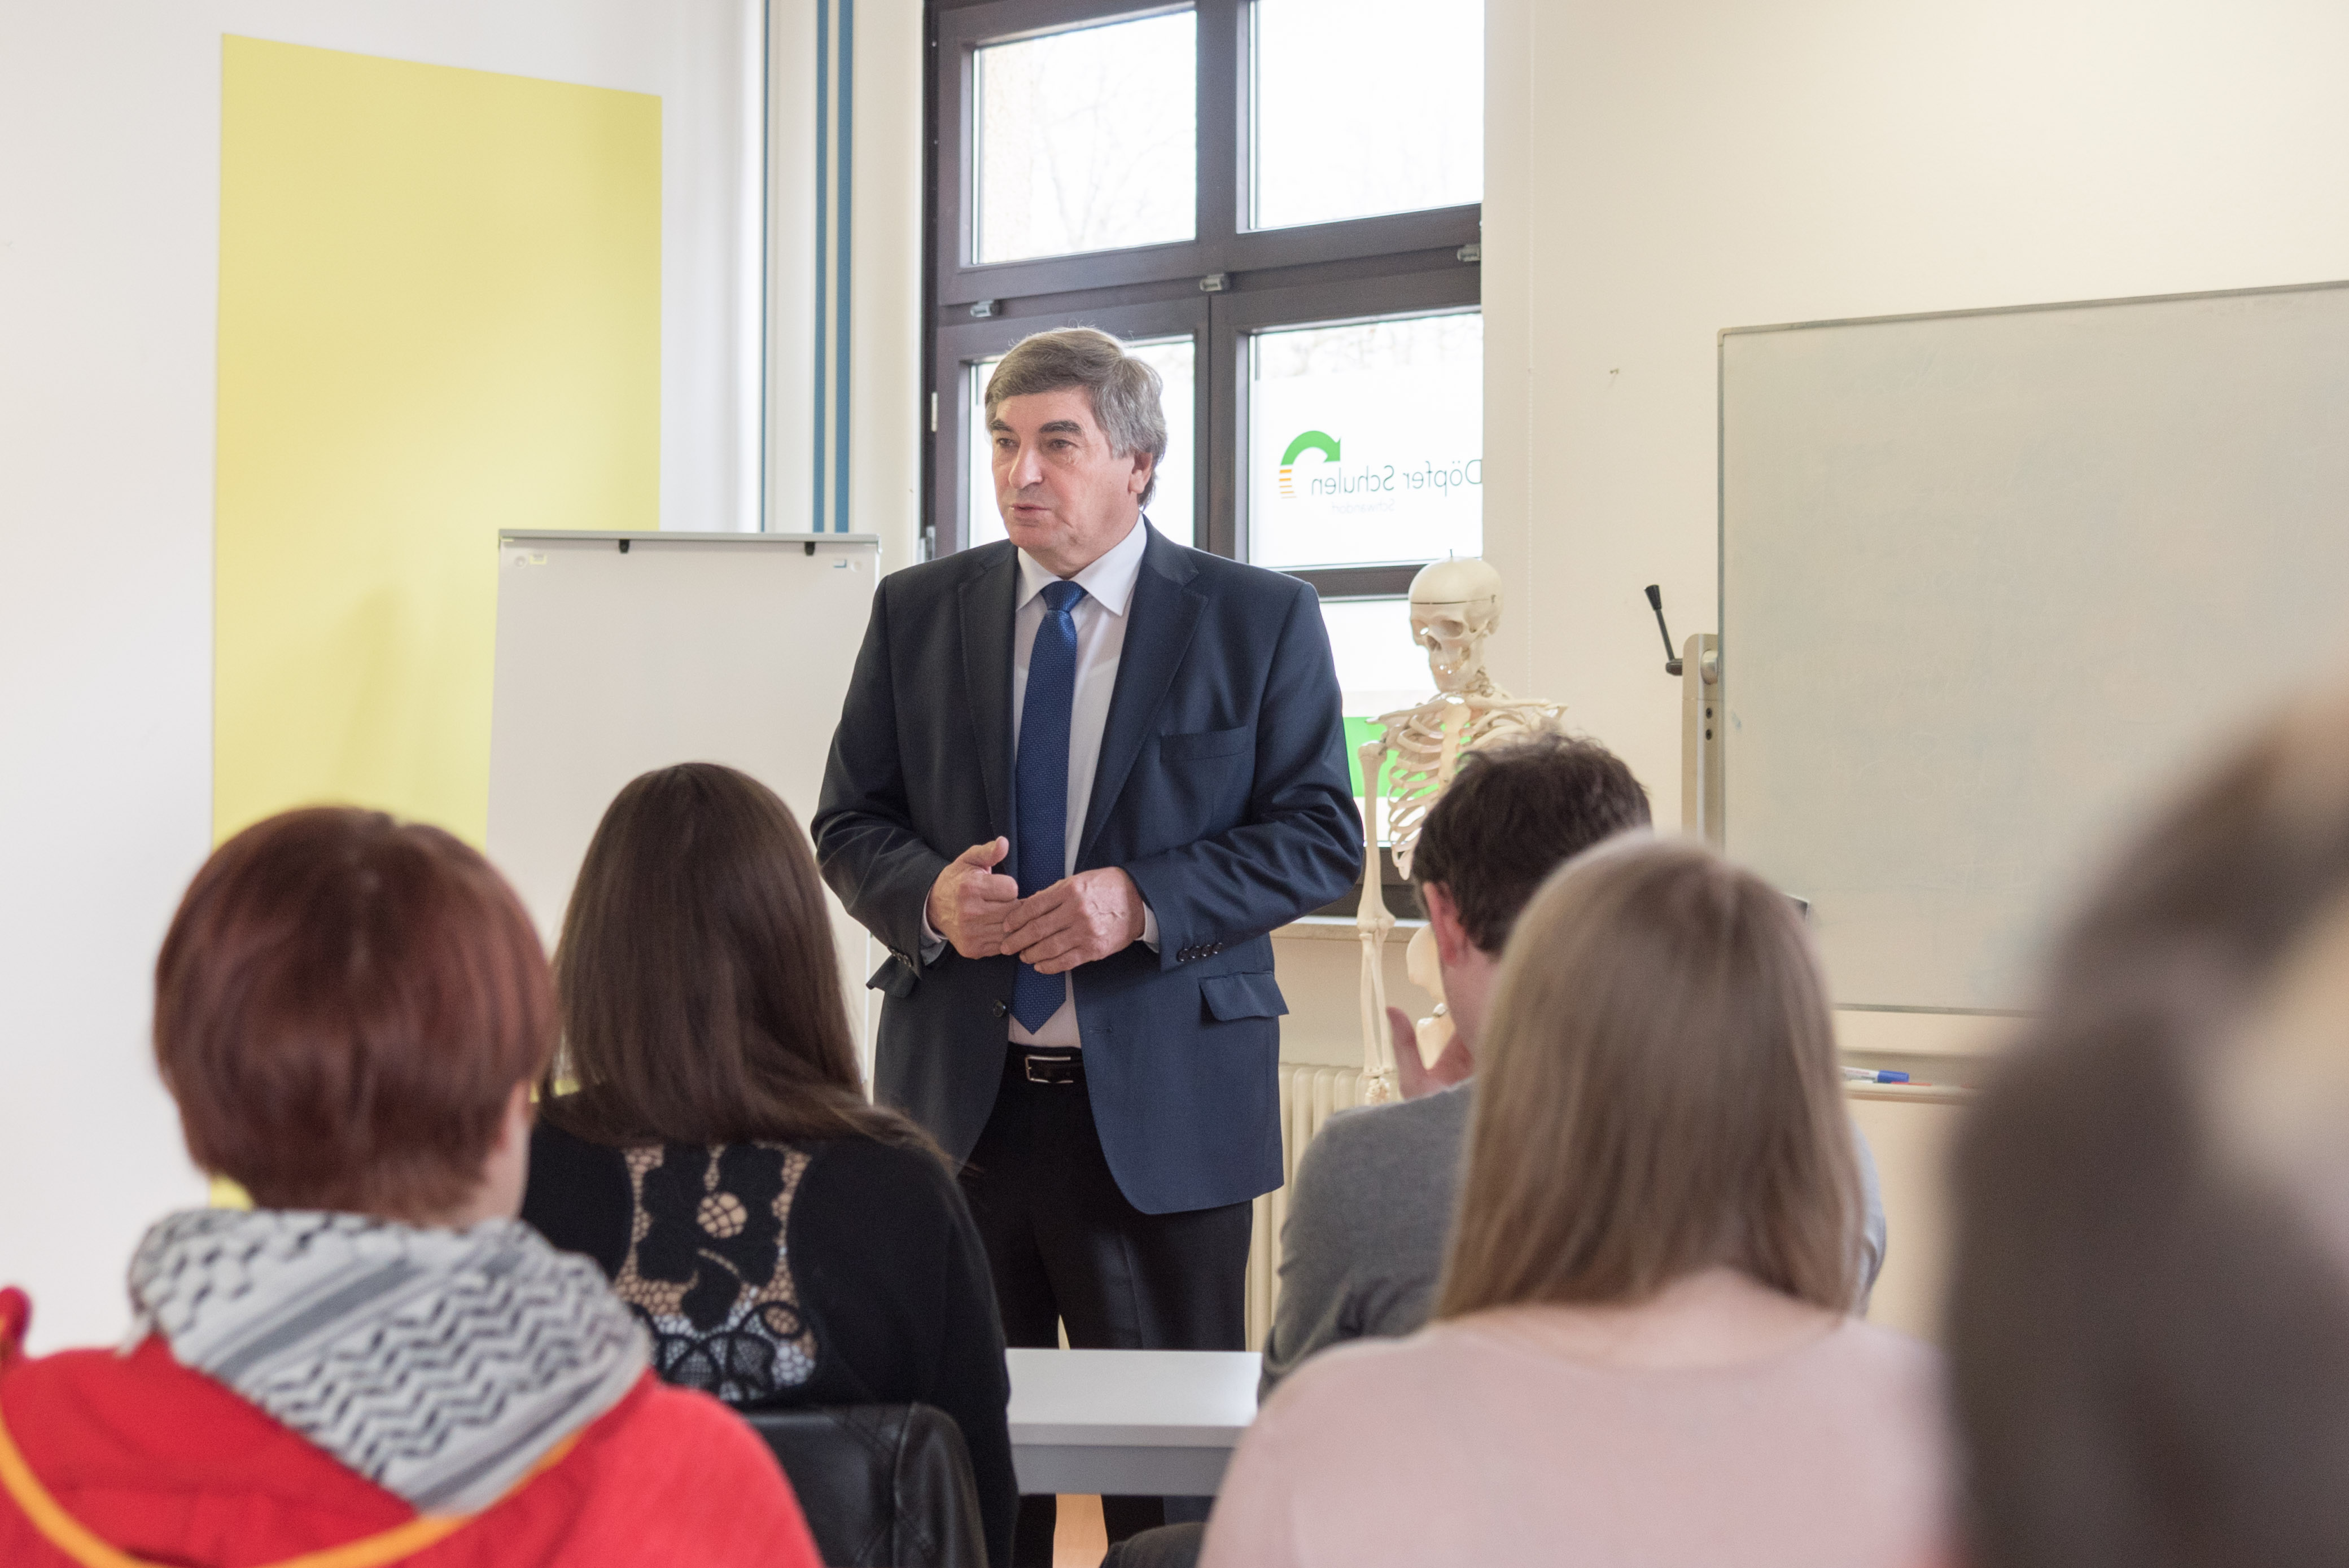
813, 328, 1360, 1559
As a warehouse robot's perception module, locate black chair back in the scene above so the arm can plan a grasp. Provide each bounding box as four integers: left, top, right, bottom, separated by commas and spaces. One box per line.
743, 1403, 988, 1568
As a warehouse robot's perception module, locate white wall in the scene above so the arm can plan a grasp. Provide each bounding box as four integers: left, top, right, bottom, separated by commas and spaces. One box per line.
847, 0, 926, 576
1482, 0, 2349, 828
0, 0, 761, 1352
769, 3, 820, 533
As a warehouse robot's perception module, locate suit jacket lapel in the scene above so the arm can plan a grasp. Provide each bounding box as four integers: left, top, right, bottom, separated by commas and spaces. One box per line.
957, 545, 1019, 837
1079, 524, 1203, 868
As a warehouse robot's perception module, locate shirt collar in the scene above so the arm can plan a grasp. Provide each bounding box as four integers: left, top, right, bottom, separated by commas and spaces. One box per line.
1016, 515, 1149, 619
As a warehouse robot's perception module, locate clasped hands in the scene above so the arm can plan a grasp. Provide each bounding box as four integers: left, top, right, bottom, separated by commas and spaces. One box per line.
927, 838, 1144, 974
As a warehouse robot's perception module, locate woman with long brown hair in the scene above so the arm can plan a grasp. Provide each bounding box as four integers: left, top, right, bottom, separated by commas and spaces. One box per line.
519, 763, 1014, 1567
1198, 836, 1945, 1568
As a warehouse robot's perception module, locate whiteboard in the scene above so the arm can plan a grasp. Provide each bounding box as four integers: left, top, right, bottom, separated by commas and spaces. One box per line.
488, 531, 881, 1062
1721, 280, 2349, 1015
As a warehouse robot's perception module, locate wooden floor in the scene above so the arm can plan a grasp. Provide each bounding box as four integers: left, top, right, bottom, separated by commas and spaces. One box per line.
1053, 1495, 1108, 1567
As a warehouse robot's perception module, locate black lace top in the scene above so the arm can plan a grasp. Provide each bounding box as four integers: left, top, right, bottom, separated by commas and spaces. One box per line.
520, 1121, 1015, 1566
606, 1140, 818, 1399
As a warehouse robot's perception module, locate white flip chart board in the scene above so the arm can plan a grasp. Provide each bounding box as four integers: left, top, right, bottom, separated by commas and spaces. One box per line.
1721, 279, 2349, 1016
488, 531, 881, 1062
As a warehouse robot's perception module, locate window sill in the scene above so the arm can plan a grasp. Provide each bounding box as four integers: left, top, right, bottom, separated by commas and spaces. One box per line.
1274, 914, 1427, 942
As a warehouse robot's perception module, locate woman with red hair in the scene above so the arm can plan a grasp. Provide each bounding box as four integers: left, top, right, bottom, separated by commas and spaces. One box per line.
0, 807, 819, 1567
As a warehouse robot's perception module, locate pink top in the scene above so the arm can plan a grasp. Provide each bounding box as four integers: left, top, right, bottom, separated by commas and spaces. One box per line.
1198, 1312, 1948, 1568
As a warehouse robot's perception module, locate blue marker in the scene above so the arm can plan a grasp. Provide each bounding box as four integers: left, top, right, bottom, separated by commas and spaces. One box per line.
1841, 1067, 1910, 1084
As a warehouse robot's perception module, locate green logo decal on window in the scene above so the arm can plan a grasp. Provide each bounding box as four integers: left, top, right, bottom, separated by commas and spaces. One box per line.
1277, 430, 1341, 497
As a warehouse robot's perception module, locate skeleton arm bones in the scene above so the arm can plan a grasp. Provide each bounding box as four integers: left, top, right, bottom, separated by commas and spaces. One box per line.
1356, 695, 1569, 1097
1354, 734, 1399, 1101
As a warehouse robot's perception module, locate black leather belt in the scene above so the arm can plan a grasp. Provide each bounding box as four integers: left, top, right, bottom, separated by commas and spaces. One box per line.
1013, 1047, 1082, 1085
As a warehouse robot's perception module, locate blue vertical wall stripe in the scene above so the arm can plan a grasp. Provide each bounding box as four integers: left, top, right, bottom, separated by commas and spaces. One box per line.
832, 0, 854, 532
812, 0, 832, 531
807, 0, 856, 532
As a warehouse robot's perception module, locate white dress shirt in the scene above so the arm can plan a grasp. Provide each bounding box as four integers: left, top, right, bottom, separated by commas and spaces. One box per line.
922, 516, 1159, 1047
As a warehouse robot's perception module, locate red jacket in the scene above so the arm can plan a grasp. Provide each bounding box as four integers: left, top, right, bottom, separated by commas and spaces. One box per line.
0, 1290, 821, 1568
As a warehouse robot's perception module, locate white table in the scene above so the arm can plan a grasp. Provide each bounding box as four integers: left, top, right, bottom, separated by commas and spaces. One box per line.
1006, 1348, 1261, 1496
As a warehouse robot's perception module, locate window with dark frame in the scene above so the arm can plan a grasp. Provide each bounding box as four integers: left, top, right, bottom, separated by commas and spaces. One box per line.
925, 0, 1484, 827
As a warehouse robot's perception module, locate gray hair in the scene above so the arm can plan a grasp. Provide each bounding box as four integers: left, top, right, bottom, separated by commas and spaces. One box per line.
983, 327, 1167, 508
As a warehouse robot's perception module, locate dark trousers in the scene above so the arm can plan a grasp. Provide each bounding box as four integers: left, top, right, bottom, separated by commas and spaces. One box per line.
961, 1048, 1252, 1568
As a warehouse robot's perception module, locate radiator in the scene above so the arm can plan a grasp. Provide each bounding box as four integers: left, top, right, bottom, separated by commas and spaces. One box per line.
1245, 1063, 1375, 1351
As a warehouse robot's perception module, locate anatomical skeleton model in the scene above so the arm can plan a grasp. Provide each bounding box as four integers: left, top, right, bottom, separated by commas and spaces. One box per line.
1354, 559, 1566, 1100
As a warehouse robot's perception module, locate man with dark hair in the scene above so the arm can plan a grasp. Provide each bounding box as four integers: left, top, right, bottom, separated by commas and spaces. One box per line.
1260, 735, 1887, 1394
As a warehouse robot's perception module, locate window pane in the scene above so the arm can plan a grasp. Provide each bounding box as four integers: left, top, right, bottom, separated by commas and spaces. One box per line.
1250, 0, 1482, 231
1324, 595, 1432, 823
968, 337, 1196, 550
1248, 312, 1481, 571
1324, 595, 1428, 717
975, 13, 1197, 265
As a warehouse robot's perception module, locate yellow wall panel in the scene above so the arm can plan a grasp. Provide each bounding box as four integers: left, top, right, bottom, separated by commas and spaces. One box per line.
214, 37, 659, 846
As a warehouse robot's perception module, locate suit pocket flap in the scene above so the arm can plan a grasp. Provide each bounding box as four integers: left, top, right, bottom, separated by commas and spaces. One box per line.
1160, 725, 1252, 763
1200, 971, 1288, 1021
867, 956, 920, 1000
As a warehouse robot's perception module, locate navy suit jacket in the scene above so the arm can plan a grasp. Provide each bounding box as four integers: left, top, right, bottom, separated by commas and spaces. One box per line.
812, 523, 1362, 1214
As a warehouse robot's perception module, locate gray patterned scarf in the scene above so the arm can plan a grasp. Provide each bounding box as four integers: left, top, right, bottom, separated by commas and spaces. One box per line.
128, 1209, 648, 1513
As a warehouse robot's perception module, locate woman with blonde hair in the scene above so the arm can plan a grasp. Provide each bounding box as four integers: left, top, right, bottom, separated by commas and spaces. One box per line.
1199, 837, 1944, 1568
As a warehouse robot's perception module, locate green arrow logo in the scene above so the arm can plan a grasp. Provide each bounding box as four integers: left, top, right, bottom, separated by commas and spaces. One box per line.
1281, 430, 1341, 466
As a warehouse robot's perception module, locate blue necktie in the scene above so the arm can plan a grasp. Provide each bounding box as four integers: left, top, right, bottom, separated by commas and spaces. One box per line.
1012, 580, 1087, 1032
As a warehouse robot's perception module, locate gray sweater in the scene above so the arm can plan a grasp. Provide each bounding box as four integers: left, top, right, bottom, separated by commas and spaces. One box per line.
1259, 1083, 1891, 1398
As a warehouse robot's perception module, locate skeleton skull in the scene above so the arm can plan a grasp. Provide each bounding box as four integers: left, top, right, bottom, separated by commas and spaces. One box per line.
1408, 558, 1504, 694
